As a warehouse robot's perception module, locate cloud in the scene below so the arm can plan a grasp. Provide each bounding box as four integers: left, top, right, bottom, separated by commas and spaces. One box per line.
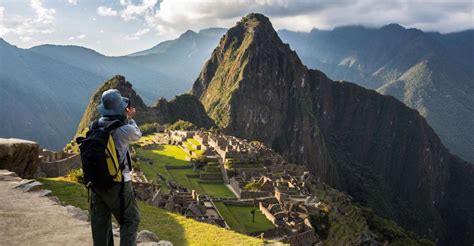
97, 6, 118, 17
68, 34, 86, 40
124, 28, 150, 40
68, 0, 77, 5
30, 0, 56, 24
120, 0, 158, 21
20, 36, 32, 42
132, 0, 473, 40
0, 0, 56, 36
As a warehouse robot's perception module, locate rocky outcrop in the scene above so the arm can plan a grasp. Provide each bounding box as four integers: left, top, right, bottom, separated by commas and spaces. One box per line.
73, 75, 215, 144
0, 138, 39, 178
192, 13, 473, 244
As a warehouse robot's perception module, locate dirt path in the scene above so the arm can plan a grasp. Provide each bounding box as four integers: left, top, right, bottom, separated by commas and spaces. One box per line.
0, 171, 119, 246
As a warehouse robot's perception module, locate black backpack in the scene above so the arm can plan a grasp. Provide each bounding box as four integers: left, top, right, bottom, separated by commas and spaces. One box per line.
76, 120, 124, 189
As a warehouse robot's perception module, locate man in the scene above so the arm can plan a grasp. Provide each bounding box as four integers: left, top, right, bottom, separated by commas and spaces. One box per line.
91, 89, 142, 246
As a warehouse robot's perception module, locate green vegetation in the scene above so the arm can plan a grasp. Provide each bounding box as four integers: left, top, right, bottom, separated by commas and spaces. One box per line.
139, 123, 159, 135
183, 138, 204, 157
66, 168, 84, 183
135, 144, 234, 198
39, 178, 265, 246
360, 207, 434, 245
214, 202, 274, 234
168, 120, 197, 131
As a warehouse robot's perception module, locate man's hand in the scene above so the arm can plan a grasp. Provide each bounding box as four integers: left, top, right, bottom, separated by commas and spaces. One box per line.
126, 107, 136, 119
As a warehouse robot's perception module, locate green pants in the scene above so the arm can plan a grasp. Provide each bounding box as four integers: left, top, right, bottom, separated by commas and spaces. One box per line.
91, 181, 140, 246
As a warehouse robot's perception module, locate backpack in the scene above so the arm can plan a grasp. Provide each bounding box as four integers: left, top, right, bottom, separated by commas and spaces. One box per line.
76, 120, 124, 189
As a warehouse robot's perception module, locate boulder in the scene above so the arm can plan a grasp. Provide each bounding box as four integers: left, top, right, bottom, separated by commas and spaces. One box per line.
157, 240, 173, 246
65, 205, 89, 221
0, 169, 21, 181
137, 230, 160, 243
35, 189, 52, 197
0, 138, 39, 178
18, 181, 44, 192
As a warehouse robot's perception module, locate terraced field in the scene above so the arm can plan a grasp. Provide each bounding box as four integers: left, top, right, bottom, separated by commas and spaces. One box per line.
135, 144, 234, 198
214, 202, 275, 234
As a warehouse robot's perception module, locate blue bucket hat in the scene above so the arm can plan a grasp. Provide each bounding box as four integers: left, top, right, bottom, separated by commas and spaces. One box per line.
97, 89, 130, 116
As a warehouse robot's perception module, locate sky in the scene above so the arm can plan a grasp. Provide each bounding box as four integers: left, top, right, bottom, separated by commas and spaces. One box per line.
0, 0, 472, 56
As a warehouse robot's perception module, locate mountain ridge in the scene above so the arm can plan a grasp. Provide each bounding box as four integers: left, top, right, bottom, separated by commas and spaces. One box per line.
192, 13, 473, 244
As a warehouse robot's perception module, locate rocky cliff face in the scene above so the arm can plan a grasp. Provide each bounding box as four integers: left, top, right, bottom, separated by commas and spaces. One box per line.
74, 75, 215, 140
192, 13, 473, 244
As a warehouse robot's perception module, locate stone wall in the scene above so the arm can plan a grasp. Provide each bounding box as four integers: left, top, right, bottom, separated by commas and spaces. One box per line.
36, 153, 81, 178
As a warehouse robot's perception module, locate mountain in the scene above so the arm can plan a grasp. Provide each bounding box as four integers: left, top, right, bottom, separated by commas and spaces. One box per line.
29, 45, 182, 104
0, 38, 103, 150
72, 75, 214, 142
0, 29, 223, 150
192, 13, 473, 245
278, 26, 474, 162
125, 28, 226, 83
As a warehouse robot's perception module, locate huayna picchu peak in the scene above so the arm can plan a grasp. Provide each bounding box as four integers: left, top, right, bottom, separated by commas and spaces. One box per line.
192, 13, 473, 245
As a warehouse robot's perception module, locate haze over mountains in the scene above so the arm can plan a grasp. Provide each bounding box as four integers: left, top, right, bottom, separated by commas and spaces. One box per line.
0, 28, 224, 150
278, 26, 474, 162
0, 19, 472, 164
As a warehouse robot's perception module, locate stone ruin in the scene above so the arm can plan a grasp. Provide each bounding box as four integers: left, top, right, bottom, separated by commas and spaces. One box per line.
35, 148, 81, 178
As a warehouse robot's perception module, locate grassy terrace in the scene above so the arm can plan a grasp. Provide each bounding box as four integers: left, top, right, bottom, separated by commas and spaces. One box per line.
214, 202, 275, 234
182, 138, 204, 157
39, 178, 265, 246
135, 144, 234, 198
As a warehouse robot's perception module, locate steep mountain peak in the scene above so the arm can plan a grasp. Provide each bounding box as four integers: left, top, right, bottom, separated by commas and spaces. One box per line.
192, 13, 473, 243
179, 29, 198, 39
74, 75, 149, 137
380, 23, 405, 31
228, 12, 277, 42
72, 75, 215, 148
192, 13, 302, 127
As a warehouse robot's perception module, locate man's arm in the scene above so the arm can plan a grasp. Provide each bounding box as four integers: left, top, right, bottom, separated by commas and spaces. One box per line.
115, 107, 142, 142
115, 119, 142, 142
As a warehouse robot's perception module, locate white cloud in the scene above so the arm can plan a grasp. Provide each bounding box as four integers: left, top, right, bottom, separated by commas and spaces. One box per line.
68, 34, 86, 41
120, 0, 158, 21
20, 36, 32, 42
68, 0, 77, 5
97, 6, 117, 17
0, 0, 56, 36
124, 28, 150, 40
134, 0, 473, 40
31, 0, 56, 24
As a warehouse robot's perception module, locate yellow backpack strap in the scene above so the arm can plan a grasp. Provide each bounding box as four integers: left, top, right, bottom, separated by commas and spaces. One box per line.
106, 135, 122, 182
104, 120, 124, 183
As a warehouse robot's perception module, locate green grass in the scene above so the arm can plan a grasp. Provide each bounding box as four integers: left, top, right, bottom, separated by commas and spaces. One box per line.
135, 144, 234, 198
39, 178, 266, 246
183, 139, 204, 157
214, 202, 275, 234
188, 138, 201, 147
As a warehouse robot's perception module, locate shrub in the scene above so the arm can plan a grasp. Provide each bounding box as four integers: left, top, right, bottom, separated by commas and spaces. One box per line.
168, 120, 197, 131
66, 168, 84, 183
167, 120, 197, 131
140, 123, 159, 135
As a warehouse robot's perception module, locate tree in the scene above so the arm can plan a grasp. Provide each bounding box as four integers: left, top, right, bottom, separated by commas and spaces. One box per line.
244, 181, 263, 222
